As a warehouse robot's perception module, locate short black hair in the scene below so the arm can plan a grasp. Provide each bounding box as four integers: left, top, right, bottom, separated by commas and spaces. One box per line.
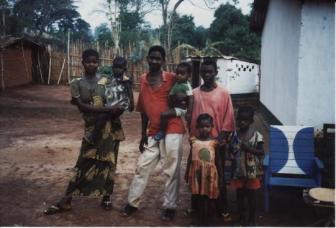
196, 113, 214, 126
82, 49, 99, 61
148, 45, 166, 61
113, 56, 127, 68
177, 62, 192, 74
237, 106, 255, 121
201, 57, 217, 70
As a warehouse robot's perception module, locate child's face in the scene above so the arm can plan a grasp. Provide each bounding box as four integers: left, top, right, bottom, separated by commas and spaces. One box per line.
175, 66, 190, 83
112, 64, 126, 78
197, 119, 213, 138
174, 92, 188, 108
83, 56, 99, 75
237, 114, 253, 131
147, 51, 164, 72
200, 64, 217, 85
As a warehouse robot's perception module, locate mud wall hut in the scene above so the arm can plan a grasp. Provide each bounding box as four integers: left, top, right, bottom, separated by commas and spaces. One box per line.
0, 37, 47, 90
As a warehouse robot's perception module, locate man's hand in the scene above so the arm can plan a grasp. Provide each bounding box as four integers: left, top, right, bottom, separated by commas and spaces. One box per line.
139, 135, 148, 153
185, 112, 191, 125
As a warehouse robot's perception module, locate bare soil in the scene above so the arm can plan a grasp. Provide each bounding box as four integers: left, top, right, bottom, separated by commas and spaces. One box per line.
0, 85, 325, 226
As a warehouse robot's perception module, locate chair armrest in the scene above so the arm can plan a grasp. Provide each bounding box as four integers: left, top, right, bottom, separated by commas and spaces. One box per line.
263, 154, 269, 167
314, 157, 324, 170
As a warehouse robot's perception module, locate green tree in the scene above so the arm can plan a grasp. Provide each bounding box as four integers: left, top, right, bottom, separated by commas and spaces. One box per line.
94, 23, 113, 47
8, 0, 91, 42
208, 3, 261, 61
170, 14, 195, 48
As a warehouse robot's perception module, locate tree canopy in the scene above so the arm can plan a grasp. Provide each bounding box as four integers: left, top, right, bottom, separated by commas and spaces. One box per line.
208, 3, 260, 61
2, 0, 92, 42
0, 0, 260, 61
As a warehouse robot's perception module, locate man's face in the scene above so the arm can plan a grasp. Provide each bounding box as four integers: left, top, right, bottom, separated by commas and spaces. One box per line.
200, 64, 217, 85
147, 51, 164, 72
82, 56, 99, 75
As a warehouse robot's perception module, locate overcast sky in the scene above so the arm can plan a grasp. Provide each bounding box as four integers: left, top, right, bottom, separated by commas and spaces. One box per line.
75, 0, 254, 31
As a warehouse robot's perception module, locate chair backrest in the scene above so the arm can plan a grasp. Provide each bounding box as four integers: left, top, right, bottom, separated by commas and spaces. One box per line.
269, 125, 314, 176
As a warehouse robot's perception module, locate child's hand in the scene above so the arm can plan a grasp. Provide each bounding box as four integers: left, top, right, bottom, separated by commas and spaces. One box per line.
241, 142, 251, 151
217, 131, 230, 146
217, 135, 227, 146
109, 105, 124, 116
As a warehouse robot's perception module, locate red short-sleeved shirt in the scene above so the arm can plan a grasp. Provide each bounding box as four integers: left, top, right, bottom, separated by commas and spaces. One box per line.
136, 71, 185, 136
190, 85, 235, 138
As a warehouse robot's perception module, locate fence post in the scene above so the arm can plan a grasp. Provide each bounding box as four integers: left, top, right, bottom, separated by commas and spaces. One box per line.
67, 29, 71, 83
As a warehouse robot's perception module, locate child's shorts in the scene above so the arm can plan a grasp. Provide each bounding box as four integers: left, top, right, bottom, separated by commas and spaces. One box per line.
174, 107, 187, 117
230, 178, 261, 190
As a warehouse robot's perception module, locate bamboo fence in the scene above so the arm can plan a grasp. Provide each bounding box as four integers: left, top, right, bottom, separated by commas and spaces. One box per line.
47, 41, 182, 91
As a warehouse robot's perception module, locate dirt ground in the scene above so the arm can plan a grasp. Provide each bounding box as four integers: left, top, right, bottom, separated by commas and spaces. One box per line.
0, 85, 330, 226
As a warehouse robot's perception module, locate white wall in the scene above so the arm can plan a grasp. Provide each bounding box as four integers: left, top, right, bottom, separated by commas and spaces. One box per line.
296, 1, 335, 128
260, 0, 302, 124
216, 59, 259, 94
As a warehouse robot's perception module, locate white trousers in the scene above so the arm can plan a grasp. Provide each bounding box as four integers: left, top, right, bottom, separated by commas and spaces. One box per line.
127, 134, 184, 209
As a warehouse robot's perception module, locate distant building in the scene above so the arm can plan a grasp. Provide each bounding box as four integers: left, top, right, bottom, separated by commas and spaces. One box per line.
0, 36, 47, 90
251, 0, 335, 129
186, 56, 260, 96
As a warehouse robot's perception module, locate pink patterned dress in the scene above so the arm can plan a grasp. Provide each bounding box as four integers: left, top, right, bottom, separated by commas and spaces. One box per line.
187, 137, 219, 199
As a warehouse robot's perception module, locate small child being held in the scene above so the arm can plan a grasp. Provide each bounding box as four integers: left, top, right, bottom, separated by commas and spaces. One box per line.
185, 113, 223, 226
229, 106, 264, 226
86, 56, 134, 146
154, 62, 193, 141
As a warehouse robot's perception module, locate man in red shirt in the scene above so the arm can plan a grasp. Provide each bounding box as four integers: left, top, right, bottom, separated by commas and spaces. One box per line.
120, 45, 185, 221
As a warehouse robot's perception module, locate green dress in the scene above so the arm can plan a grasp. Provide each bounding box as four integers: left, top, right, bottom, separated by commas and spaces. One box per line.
67, 75, 125, 197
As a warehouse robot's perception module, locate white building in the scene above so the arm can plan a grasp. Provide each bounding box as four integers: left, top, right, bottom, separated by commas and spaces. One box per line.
251, 0, 335, 129
186, 56, 260, 95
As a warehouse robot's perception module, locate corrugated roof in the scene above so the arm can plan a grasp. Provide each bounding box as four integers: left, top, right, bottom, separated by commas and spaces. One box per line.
186, 55, 238, 60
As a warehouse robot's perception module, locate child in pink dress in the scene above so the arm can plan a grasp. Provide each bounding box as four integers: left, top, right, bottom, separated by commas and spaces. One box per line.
186, 113, 223, 226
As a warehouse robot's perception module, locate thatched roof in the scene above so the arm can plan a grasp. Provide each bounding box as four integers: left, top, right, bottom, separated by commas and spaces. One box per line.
0, 36, 43, 50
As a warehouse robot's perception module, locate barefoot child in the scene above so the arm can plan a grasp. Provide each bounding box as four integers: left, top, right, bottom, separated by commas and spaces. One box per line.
186, 113, 223, 226
44, 49, 126, 214
229, 106, 264, 226
154, 62, 193, 141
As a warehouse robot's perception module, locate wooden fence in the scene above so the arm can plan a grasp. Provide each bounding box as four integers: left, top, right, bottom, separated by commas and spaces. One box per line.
47, 42, 181, 91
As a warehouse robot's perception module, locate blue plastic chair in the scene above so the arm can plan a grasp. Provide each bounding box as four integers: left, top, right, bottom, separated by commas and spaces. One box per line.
263, 125, 324, 212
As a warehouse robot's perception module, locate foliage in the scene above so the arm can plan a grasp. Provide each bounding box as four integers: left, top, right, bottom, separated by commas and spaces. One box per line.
94, 23, 113, 47
170, 14, 195, 48
98, 65, 112, 75
1, 0, 92, 43
208, 3, 261, 61
118, 9, 151, 50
